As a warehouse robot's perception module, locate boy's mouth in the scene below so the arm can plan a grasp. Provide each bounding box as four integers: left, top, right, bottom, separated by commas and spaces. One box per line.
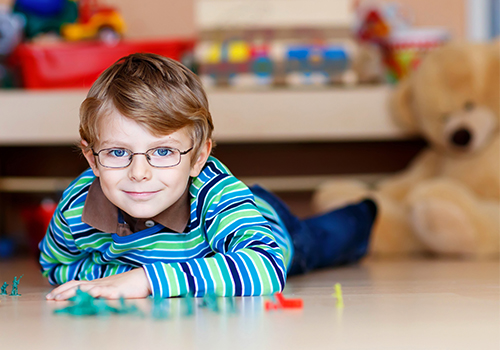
123, 191, 160, 199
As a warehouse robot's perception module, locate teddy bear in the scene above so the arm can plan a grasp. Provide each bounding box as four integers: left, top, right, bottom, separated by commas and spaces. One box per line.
312, 40, 499, 258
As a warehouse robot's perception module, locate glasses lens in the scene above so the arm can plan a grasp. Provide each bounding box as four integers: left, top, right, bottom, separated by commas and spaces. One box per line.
99, 148, 131, 168
147, 147, 180, 167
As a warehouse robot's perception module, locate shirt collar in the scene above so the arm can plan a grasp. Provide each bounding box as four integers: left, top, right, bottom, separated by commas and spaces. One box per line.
81, 178, 190, 235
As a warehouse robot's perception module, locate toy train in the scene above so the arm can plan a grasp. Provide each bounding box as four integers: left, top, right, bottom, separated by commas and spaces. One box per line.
195, 39, 363, 87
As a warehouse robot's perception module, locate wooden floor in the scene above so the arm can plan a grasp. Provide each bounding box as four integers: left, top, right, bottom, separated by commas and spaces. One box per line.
0, 257, 498, 350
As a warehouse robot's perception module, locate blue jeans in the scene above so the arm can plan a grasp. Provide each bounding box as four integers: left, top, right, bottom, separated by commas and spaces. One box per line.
250, 185, 377, 276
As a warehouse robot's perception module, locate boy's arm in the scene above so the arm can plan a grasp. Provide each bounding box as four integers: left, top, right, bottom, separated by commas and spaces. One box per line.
142, 178, 287, 298
39, 207, 134, 285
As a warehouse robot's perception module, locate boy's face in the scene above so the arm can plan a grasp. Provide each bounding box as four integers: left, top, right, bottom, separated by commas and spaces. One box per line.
82, 110, 211, 219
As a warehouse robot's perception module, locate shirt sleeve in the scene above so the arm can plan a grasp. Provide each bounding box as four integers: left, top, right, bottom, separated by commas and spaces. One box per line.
143, 176, 287, 298
39, 204, 133, 285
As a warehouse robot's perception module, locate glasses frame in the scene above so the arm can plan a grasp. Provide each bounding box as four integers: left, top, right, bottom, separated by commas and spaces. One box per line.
92, 146, 193, 169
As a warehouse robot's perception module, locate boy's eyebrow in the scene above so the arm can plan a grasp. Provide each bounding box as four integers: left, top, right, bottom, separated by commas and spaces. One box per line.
99, 140, 131, 149
98, 138, 183, 150
151, 138, 182, 148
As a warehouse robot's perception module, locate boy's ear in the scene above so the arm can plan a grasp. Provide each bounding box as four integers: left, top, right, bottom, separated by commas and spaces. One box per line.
81, 140, 100, 177
190, 139, 212, 177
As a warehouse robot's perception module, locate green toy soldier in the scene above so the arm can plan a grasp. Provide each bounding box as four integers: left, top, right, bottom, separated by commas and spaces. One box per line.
10, 275, 23, 296
0, 282, 8, 295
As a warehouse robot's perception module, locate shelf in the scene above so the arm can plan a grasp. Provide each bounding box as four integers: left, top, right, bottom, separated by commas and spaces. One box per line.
0, 86, 411, 146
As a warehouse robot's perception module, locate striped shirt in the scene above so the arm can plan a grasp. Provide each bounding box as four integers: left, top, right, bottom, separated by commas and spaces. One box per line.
39, 156, 293, 298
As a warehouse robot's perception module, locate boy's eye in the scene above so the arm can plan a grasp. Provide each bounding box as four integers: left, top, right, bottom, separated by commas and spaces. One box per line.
108, 149, 129, 158
153, 148, 173, 157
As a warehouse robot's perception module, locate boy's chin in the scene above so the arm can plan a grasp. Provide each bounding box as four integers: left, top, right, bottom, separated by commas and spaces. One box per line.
121, 207, 161, 219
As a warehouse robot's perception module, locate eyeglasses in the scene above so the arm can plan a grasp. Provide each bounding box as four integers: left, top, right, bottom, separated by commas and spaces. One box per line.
92, 146, 193, 169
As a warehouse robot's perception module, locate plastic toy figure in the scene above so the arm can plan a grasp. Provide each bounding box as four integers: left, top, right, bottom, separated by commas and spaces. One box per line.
151, 294, 169, 320
0, 282, 8, 295
54, 288, 142, 317
10, 275, 23, 296
199, 293, 220, 312
182, 293, 195, 316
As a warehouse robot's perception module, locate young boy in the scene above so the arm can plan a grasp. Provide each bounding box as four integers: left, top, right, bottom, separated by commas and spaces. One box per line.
41, 53, 376, 300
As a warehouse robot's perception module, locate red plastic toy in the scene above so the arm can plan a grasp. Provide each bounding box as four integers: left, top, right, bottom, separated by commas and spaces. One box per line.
265, 293, 303, 311
12, 38, 195, 89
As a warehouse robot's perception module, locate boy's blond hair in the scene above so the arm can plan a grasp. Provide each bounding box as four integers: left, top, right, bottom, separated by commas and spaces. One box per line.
79, 53, 214, 164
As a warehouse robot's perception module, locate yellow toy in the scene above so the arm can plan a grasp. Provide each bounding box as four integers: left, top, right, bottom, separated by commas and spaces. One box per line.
61, 0, 125, 42
313, 41, 500, 259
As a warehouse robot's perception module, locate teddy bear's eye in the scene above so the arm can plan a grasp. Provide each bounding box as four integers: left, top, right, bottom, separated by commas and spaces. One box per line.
464, 101, 475, 110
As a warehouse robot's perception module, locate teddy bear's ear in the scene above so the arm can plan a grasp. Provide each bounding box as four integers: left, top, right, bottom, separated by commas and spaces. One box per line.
389, 77, 418, 132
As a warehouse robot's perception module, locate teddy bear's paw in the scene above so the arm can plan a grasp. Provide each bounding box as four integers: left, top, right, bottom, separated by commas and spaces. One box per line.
369, 194, 426, 256
411, 198, 477, 255
312, 179, 371, 213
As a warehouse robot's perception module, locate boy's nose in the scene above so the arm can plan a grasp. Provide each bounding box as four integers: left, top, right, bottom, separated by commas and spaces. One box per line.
128, 154, 152, 181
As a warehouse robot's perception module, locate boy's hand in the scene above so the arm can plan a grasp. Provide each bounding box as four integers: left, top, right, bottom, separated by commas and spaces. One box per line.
46, 268, 151, 301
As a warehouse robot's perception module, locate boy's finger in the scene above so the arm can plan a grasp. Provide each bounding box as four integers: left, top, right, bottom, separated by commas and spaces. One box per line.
53, 287, 79, 301
85, 285, 99, 296
46, 281, 82, 299
88, 285, 121, 300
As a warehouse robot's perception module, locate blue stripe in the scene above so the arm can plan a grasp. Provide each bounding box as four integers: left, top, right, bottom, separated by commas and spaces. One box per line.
225, 255, 242, 295
204, 198, 256, 228
144, 264, 161, 296
223, 232, 235, 252
192, 259, 211, 296
240, 252, 261, 295
156, 263, 170, 296
180, 262, 195, 294
111, 225, 164, 243
193, 174, 230, 227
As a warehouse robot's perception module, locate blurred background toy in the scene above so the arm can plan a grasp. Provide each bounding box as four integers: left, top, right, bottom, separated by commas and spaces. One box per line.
13, 38, 194, 88
355, 2, 450, 83
13, 0, 78, 40
13, 0, 125, 43
60, 0, 126, 43
313, 40, 500, 258
0, 5, 24, 87
194, 0, 364, 88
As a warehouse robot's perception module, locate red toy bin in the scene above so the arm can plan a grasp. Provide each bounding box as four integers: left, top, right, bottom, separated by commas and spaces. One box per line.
12, 39, 195, 89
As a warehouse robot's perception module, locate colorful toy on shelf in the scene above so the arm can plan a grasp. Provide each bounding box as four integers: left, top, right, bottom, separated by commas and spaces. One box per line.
13, 38, 195, 89
197, 34, 355, 87
285, 44, 350, 85
15, 0, 66, 17
13, 0, 78, 40
61, 0, 125, 43
13, 0, 125, 43
10, 275, 23, 296
355, 3, 449, 82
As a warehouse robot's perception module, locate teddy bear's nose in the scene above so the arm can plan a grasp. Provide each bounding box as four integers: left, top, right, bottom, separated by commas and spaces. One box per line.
451, 128, 472, 147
